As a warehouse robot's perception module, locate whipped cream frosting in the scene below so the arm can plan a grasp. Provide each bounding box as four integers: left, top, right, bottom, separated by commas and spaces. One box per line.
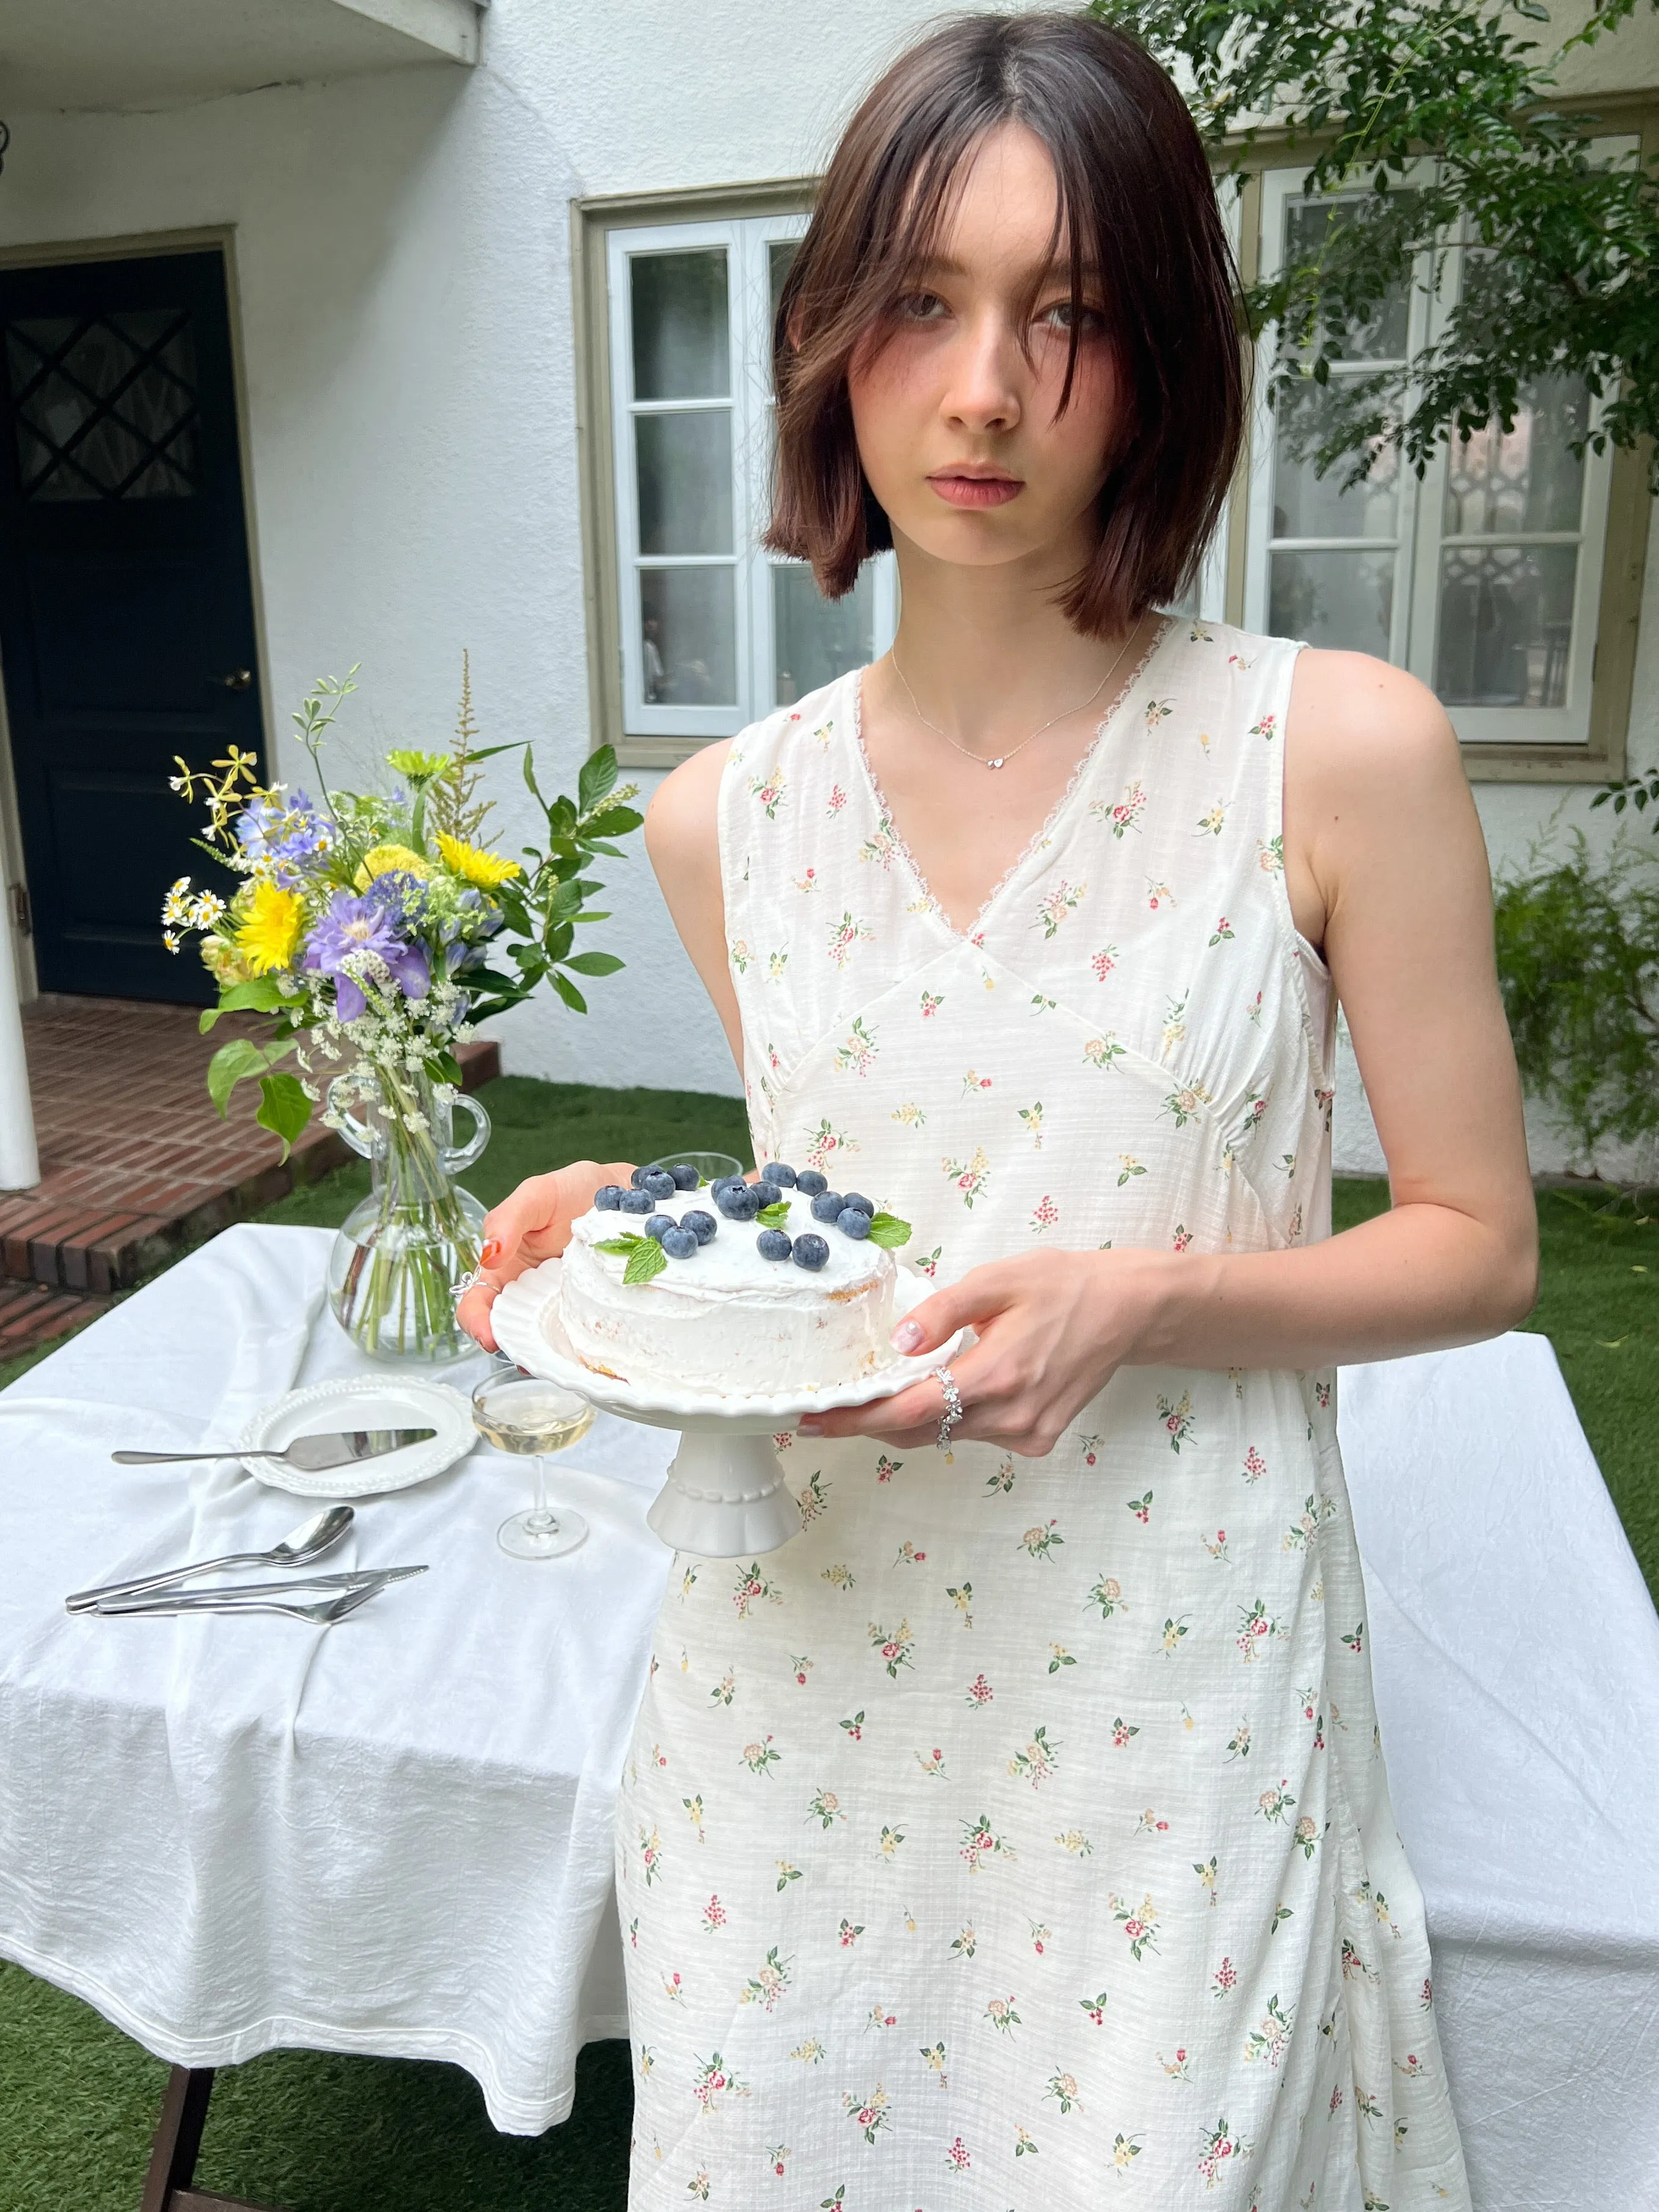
557, 1189, 898, 1396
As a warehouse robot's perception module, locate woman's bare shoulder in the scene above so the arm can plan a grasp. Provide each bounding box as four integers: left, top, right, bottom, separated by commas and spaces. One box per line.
644, 738, 732, 867
1287, 648, 1464, 806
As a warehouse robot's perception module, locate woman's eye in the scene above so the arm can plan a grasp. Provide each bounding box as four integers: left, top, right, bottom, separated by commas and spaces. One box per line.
1039, 300, 1107, 334
898, 291, 949, 322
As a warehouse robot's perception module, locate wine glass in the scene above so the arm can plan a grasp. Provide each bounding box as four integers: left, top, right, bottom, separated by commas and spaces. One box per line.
647, 1149, 745, 1188
472, 1368, 596, 1560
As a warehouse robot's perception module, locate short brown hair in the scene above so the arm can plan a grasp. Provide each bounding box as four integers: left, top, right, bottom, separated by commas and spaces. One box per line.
764, 12, 1245, 636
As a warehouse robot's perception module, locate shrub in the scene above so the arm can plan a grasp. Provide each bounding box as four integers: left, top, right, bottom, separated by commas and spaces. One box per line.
1493, 829, 1659, 1173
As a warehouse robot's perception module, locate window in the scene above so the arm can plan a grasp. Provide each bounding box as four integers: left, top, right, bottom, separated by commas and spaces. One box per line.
582, 193, 896, 764
1243, 163, 1623, 761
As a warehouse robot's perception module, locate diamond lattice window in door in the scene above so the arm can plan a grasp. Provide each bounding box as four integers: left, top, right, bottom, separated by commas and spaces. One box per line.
4, 309, 201, 500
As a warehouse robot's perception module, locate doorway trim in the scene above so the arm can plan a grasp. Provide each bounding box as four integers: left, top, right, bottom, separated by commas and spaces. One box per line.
0, 224, 274, 1005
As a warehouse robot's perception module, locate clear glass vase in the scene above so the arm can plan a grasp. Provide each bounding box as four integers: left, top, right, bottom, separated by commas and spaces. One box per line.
324, 1066, 491, 1364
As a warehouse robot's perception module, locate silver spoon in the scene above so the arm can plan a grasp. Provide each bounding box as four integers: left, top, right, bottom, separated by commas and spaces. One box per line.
65, 1504, 356, 1614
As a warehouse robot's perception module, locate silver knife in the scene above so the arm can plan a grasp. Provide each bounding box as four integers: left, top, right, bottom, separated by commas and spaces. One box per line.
112, 1427, 438, 1471
91, 1566, 429, 1614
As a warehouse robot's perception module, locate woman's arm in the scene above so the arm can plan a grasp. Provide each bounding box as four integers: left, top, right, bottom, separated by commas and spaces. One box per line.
802, 651, 1539, 1452
455, 741, 736, 1351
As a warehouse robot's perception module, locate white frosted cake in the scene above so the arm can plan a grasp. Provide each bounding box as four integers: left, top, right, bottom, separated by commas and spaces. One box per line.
557, 1176, 905, 1396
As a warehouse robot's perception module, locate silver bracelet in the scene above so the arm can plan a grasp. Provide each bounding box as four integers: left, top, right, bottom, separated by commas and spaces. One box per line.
932, 1364, 964, 1452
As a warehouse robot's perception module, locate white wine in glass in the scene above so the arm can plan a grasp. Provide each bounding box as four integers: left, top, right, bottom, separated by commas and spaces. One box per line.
473, 1371, 596, 1560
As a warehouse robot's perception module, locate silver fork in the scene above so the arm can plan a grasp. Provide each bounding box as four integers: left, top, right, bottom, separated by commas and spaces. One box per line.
93, 1582, 389, 1625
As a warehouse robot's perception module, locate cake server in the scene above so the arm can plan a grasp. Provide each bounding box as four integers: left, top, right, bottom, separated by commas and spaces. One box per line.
65, 1504, 355, 1613
111, 1427, 436, 1471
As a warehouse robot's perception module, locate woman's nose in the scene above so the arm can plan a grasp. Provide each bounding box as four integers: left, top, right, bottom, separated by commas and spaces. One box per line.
938, 312, 1024, 435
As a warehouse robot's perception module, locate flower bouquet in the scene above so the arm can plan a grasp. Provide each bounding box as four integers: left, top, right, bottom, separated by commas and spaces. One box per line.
164, 664, 642, 1361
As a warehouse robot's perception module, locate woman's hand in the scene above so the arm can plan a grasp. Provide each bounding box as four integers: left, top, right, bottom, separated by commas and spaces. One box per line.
797, 1248, 1173, 1456
457, 1159, 634, 1352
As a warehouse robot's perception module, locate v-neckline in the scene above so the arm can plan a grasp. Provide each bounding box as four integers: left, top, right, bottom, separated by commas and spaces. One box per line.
844, 615, 1176, 947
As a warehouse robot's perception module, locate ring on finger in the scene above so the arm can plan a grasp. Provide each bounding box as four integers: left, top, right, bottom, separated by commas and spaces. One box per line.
450, 1265, 499, 1305
932, 1364, 964, 1452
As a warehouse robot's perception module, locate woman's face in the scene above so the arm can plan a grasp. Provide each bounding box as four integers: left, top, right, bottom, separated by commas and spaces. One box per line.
846, 121, 1120, 580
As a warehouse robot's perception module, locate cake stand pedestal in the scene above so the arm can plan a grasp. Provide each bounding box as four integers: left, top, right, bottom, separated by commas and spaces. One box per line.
489, 1259, 962, 1557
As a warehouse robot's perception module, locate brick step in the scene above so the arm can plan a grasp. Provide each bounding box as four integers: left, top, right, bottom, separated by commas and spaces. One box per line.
1, 1019, 500, 1294
0, 1276, 112, 1361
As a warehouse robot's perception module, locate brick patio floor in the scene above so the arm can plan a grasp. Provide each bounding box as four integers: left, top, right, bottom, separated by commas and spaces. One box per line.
0, 995, 497, 1355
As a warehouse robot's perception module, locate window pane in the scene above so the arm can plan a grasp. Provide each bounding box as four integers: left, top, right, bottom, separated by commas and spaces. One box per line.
772, 561, 875, 706
1269, 548, 1393, 656
1283, 200, 1410, 361
1434, 543, 1578, 708
631, 250, 729, 401
1272, 379, 1400, 540
1441, 375, 1589, 539
640, 566, 737, 705
769, 240, 799, 337
635, 410, 733, 556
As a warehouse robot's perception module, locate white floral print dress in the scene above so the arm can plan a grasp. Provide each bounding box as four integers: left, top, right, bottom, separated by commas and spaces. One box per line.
616, 619, 1471, 2211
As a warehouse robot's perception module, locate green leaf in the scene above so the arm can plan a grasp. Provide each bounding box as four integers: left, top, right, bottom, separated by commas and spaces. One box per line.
623, 1236, 668, 1285
595, 1233, 646, 1257
199, 976, 289, 1032
578, 744, 619, 817
207, 1037, 288, 1118
584, 803, 643, 836
865, 1211, 913, 1249
757, 1200, 791, 1228
563, 950, 625, 977
551, 971, 589, 1015
255, 1072, 312, 1160
427, 1049, 464, 1088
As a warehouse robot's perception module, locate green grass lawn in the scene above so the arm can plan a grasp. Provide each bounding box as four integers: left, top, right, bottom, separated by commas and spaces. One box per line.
1, 1078, 1654, 2212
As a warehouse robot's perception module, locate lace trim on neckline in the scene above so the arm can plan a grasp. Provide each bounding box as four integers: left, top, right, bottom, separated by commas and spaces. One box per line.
846, 613, 1176, 946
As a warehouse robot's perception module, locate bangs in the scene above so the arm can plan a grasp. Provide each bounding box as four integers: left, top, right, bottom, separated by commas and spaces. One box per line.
764, 12, 1245, 632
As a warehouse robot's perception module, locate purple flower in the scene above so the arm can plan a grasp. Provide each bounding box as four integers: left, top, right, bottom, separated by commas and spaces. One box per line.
236, 788, 332, 884
303, 890, 430, 1022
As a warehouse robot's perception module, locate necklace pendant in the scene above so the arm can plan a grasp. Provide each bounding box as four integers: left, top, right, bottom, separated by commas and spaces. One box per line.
987, 756, 1005, 770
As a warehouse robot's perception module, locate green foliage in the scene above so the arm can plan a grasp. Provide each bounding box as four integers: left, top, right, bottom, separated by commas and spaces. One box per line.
1594, 767, 1659, 833
1492, 829, 1659, 1165
865, 1212, 914, 1249
1092, 0, 1659, 488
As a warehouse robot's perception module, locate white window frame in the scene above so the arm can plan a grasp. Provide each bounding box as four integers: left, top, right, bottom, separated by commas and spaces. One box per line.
607, 211, 896, 746
1245, 157, 1622, 750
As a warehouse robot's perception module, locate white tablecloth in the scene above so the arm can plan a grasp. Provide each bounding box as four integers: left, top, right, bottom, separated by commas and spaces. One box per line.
1339, 1338, 1659, 2211
1, 1227, 1657, 2204
0, 1223, 675, 2134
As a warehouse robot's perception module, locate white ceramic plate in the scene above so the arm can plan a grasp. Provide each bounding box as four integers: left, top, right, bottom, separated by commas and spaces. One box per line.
233, 1375, 477, 1497
491, 1257, 964, 1429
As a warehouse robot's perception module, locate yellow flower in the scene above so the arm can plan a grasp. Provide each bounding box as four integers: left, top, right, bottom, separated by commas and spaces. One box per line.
437, 830, 521, 887
234, 879, 304, 975
353, 843, 431, 889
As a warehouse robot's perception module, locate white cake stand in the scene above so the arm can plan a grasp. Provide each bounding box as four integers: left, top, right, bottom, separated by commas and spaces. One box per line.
489, 1257, 963, 1558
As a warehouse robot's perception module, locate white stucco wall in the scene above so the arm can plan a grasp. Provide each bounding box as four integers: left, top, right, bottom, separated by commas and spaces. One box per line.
0, 0, 1652, 1176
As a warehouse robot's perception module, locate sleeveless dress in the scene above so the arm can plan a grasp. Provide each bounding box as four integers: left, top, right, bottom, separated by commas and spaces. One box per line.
615, 618, 1472, 2212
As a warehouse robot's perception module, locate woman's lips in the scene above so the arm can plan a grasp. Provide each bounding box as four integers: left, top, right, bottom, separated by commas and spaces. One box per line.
926, 473, 1023, 508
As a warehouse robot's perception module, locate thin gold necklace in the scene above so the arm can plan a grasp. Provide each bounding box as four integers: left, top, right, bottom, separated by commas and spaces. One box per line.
889, 622, 1139, 771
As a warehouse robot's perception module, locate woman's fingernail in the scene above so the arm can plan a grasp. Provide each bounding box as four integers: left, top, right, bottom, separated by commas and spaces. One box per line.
890, 1319, 924, 1353
797, 1418, 823, 1437
481, 1238, 504, 1265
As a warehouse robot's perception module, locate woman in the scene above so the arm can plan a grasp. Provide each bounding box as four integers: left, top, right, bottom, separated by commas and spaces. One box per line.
462, 15, 1535, 2206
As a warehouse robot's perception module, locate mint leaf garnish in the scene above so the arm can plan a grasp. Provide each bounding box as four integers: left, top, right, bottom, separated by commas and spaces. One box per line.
623, 1237, 668, 1284
595, 1234, 645, 1256
865, 1212, 912, 1249
757, 1200, 791, 1228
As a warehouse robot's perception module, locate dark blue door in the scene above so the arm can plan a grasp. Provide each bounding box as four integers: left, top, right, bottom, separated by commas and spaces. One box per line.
0, 249, 264, 1003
